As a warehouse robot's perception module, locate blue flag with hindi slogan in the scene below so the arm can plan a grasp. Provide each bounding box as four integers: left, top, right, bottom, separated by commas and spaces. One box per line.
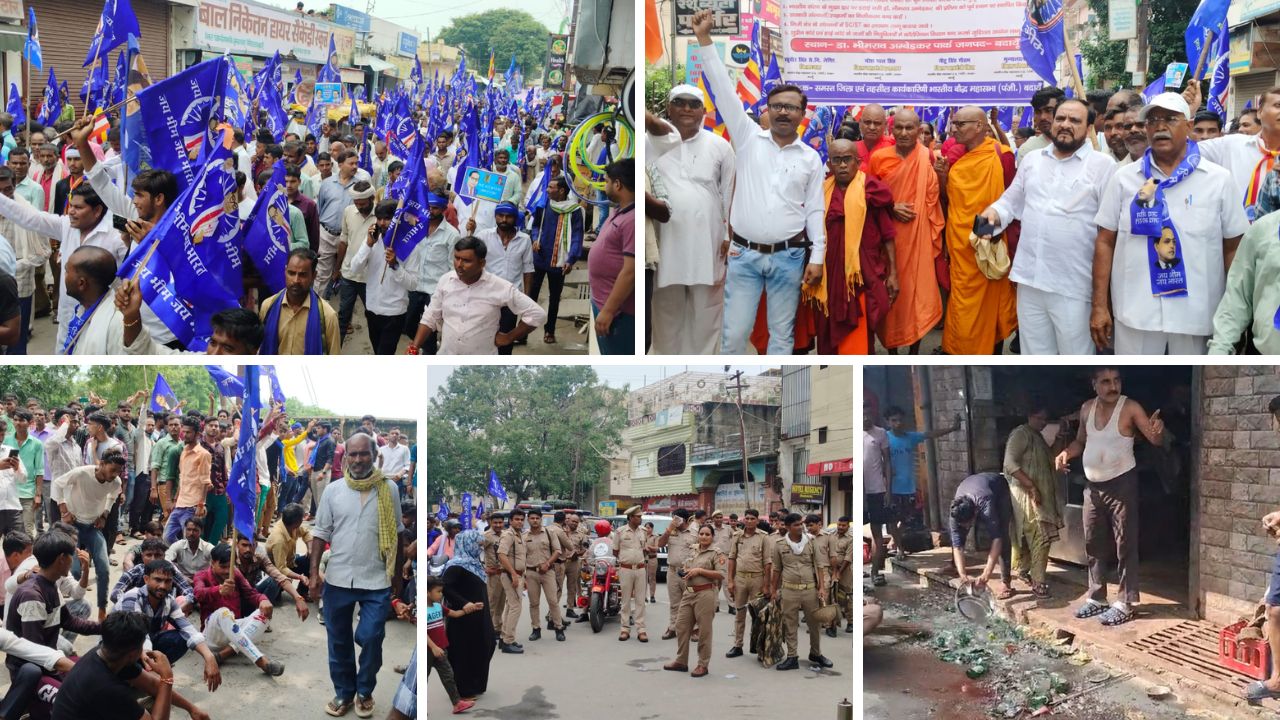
117, 232, 216, 351
487, 469, 508, 503
459, 492, 473, 530
23, 8, 41, 71
227, 366, 260, 544
110, 49, 128, 106
149, 372, 178, 413
240, 160, 291, 295
452, 104, 483, 206
36, 69, 58, 126
1186, 0, 1230, 82
385, 142, 431, 261
1019, 0, 1066, 86
206, 365, 244, 397
134, 57, 225, 193
258, 74, 287, 142
1207, 29, 1231, 121
6, 85, 23, 129
264, 366, 286, 406
84, 0, 140, 68
436, 500, 449, 521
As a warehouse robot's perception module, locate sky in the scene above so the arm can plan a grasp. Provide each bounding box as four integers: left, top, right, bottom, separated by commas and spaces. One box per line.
197, 364, 425, 419
427, 365, 779, 400
270, 0, 572, 40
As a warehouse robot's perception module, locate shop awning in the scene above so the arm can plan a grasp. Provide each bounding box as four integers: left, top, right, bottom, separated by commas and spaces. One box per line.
807, 458, 852, 475
356, 55, 395, 73
0, 27, 25, 54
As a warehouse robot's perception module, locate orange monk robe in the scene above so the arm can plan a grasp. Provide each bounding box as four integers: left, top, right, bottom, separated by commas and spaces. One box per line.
940, 137, 1017, 355
868, 142, 946, 349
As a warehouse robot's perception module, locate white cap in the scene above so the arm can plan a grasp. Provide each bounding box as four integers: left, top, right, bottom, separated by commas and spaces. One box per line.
1138, 92, 1191, 122
668, 84, 703, 102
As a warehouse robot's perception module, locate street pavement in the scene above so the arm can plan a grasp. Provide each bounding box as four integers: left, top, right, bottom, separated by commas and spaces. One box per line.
0, 526, 416, 720
425, 583, 854, 719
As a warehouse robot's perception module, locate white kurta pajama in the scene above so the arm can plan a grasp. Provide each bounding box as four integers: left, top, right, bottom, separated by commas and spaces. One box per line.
648, 124, 736, 355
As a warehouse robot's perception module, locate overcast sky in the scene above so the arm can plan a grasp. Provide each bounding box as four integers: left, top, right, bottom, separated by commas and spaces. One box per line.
195, 364, 425, 419
270, 0, 571, 40
427, 365, 779, 400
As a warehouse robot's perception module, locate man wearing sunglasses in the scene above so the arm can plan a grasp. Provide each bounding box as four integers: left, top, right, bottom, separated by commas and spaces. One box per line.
690, 9, 826, 355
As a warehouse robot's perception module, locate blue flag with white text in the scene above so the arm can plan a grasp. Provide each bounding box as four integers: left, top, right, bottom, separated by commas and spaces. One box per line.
239, 160, 291, 295
1018, 0, 1065, 86
149, 373, 178, 413
1186, 0, 1231, 81
84, 0, 140, 68
317, 34, 341, 84
436, 500, 449, 521
227, 366, 260, 543
264, 366, 286, 406
36, 69, 59, 126
134, 57, 225, 192
385, 144, 431, 261
459, 492, 473, 530
206, 365, 245, 397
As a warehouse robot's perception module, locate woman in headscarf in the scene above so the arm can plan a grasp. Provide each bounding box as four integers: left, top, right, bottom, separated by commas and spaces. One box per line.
441, 529, 496, 701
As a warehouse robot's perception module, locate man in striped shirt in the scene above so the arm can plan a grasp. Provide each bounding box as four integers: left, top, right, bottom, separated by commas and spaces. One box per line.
113, 558, 221, 692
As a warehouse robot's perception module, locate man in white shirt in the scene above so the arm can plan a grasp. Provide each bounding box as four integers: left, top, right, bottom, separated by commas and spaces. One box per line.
334, 184, 376, 343
0, 418, 27, 536
980, 98, 1116, 355
491, 149, 523, 206
348, 200, 412, 355
58, 246, 125, 355
473, 203, 534, 356
690, 10, 826, 355
413, 236, 547, 355
52, 452, 126, 617
402, 193, 459, 355
0, 167, 50, 355
1091, 93, 1249, 355
165, 517, 214, 578
370, 141, 400, 189
376, 428, 410, 496
1185, 81, 1280, 223
863, 406, 891, 587
646, 88, 735, 355
1015, 86, 1065, 166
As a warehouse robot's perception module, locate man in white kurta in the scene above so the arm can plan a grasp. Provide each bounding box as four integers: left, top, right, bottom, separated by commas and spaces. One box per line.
646, 85, 735, 355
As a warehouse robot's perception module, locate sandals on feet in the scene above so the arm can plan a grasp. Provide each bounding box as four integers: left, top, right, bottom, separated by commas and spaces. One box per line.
1031, 582, 1051, 599
1074, 601, 1107, 619
1098, 605, 1133, 626
872, 575, 887, 587
1245, 681, 1280, 704
995, 585, 1015, 600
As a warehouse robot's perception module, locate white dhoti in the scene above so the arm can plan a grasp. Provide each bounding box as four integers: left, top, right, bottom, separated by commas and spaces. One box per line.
650, 283, 724, 355
1016, 284, 1094, 355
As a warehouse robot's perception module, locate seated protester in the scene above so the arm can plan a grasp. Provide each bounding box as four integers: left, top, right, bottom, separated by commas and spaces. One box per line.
122, 520, 165, 572
5, 523, 91, 623
165, 517, 214, 578
112, 559, 221, 692
192, 543, 285, 676
0, 530, 33, 617
265, 502, 313, 597
233, 533, 308, 620
52, 610, 212, 720
4, 531, 101, 720
114, 270, 265, 354
111, 537, 195, 611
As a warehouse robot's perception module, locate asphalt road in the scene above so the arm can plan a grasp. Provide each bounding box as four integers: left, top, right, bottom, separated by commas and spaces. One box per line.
425, 583, 854, 719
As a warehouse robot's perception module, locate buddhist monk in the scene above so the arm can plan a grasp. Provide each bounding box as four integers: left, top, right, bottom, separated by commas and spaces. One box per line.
856, 104, 894, 162
869, 109, 945, 354
935, 105, 1018, 354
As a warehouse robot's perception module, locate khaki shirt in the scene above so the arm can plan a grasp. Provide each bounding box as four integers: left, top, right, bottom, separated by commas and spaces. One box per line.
524, 527, 560, 568
612, 524, 649, 565
729, 529, 770, 574
769, 535, 829, 586
681, 546, 726, 596
548, 524, 572, 563
481, 528, 503, 570
665, 524, 698, 568
711, 524, 734, 554
827, 532, 854, 569
566, 524, 588, 561
498, 527, 527, 573
257, 290, 342, 355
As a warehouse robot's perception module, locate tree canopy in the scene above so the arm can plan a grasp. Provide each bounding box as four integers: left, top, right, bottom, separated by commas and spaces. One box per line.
427, 366, 626, 509
437, 10, 551, 81
1081, 0, 1200, 89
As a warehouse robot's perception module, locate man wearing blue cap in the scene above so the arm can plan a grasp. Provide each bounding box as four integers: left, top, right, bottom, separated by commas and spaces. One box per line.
403, 192, 459, 355
528, 175, 583, 345
477, 201, 535, 355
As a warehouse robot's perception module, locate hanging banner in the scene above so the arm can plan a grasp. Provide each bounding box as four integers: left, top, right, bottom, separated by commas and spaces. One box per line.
1108, 0, 1137, 41
543, 33, 569, 90
780, 0, 1045, 105
674, 0, 741, 36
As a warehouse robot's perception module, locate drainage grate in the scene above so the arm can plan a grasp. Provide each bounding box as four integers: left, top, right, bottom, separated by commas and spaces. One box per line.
1124, 620, 1254, 689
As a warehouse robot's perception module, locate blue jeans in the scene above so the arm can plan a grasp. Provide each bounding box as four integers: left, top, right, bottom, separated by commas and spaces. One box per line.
721, 244, 807, 355
322, 583, 391, 702
5, 296, 30, 355
72, 521, 110, 610
151, 629, 190, 664
591, 303, 635, 355
255, 575, 282, 605
164, 506, 195, 544
123, 470, 136, 512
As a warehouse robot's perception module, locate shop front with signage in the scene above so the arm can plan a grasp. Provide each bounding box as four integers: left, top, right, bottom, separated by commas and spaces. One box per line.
807, 457, 853, 521
641, 495, 702, 514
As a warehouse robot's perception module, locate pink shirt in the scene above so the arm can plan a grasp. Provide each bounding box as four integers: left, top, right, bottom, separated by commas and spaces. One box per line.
420, 271, 547, 355
587, 205, 635, 314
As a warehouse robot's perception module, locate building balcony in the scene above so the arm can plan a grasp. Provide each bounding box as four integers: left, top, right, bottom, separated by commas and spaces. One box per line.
690, 435, 778, 465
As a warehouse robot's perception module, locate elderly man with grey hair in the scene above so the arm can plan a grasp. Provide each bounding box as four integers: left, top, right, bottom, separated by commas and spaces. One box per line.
309, 431, 404, 718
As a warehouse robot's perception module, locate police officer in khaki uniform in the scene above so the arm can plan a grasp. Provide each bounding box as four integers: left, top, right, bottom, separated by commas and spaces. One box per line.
827, 515, 855, 635
663, 524, 726, 677
659, 508, 698, 640
769, 512, 833, 670
613, 505, 651, 641
524, 508, 566, 641
497, 508, 528, 653
725, 508, 770, 658
547, 511, 575, 620
561, 512, 586, 618
643, 522, 659, 602
710, 510, 734, 612
482, 513, 508, 635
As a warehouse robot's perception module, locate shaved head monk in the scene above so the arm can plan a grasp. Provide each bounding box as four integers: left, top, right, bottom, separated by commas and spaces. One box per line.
857, 104, 893, 162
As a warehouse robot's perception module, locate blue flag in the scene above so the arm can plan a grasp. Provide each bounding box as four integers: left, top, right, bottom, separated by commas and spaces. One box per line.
411, 56, 423, 88
1141, 76, 1167, 103
84, 59, 109, 113
258, 72, 288, 142
436, 499, 449, 521
239, 160, 291, 295
6, 85, 23, 129
227, 366, 261, 544
110, 49, 129, 106
487, 469, 508, 503
385, 146, 431, 261
1019, 0, 1065, 85
1207, 29, 1231, 120
36, 69, 59, 126
84, 0, 141, 68
459, 492, 473, 530
476, 499, 485, 519
760, 53, 782, 111
1186, 0, 1231, 82
149, 372, 178, 413
317, 33, 341, 84
134, 57, 225, 192
118, 231, 216, 351
452, 104, 483, 206
264, 366, 286, 406
23, 8, 41, 71
206, 365, 245, 397
348, 93, 360, 128
359, 132, 373, 177
287, 69, 302, 105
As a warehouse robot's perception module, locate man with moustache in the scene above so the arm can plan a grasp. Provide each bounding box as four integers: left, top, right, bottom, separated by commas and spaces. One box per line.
979, 98, 1116, 354
1016, 86, 1067, 165
1186, 83, 1280, 223
1091, 93, 1247, 354
256, 248, 341, 354
1118, 105, 1149, 168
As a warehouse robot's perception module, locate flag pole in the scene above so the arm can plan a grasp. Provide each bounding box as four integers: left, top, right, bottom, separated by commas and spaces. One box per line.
50, 94, 134, 141
23, 60, 28, 152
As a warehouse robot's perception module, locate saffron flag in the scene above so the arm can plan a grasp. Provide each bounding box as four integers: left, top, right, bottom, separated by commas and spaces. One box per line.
84, 0, 141, 68
23, 8, 41, 71
644, 0, 665, 64
1186, 0, 1231, 81
206, 365, 245, 397
239, 159, 291, 295
227, 366, 260, 543
487, 49, 495, 82
1019, 0, 1065, 86
149, 372, 178, 413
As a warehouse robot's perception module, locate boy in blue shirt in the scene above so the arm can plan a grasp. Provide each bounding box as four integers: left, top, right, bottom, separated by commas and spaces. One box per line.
885, 406, 961, 559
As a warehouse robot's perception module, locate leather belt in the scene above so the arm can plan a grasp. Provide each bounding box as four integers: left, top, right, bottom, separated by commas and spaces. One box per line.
554, 559, 566, 563
783, 582, 816, 590
732, 231, 810, 255
620, 563, 645, 569
690, 583, 715, 593
735, 570, 763, 578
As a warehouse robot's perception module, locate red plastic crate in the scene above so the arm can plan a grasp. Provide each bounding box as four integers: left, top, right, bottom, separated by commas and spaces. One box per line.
1220, 620, 1270, 681
863, 540, 871, 565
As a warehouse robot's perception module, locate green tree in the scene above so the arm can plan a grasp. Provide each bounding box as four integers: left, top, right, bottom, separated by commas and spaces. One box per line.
1082, 0, 1201, 88
0, 367, 84, 408
427, 366, 625, 508
645, 62, 686, 110
437, 10, 551, 81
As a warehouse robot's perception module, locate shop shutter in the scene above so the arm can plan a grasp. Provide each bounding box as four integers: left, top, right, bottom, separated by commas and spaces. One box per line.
1234, 71, 1278, 119
23, 0, 171, 121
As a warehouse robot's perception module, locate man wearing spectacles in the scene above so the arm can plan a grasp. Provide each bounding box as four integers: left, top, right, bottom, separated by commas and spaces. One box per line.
689, 9, 826, 355
645, 84, 736, 354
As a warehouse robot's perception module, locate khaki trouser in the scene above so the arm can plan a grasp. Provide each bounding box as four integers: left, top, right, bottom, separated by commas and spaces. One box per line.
310, 471, 329, 512
645, 558, 657, 598
618, 566, 647, 633
486, 570, 506, 634
731, 572, 765, 648
837, 566, 853, 626
781, 585, 822, 658
665, 571, 687, 632
499, 573, 523, 644
563, 558, 581, 609
674, 586, 716, 667
527, 568, 562, 630
554, 561, 566, 606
